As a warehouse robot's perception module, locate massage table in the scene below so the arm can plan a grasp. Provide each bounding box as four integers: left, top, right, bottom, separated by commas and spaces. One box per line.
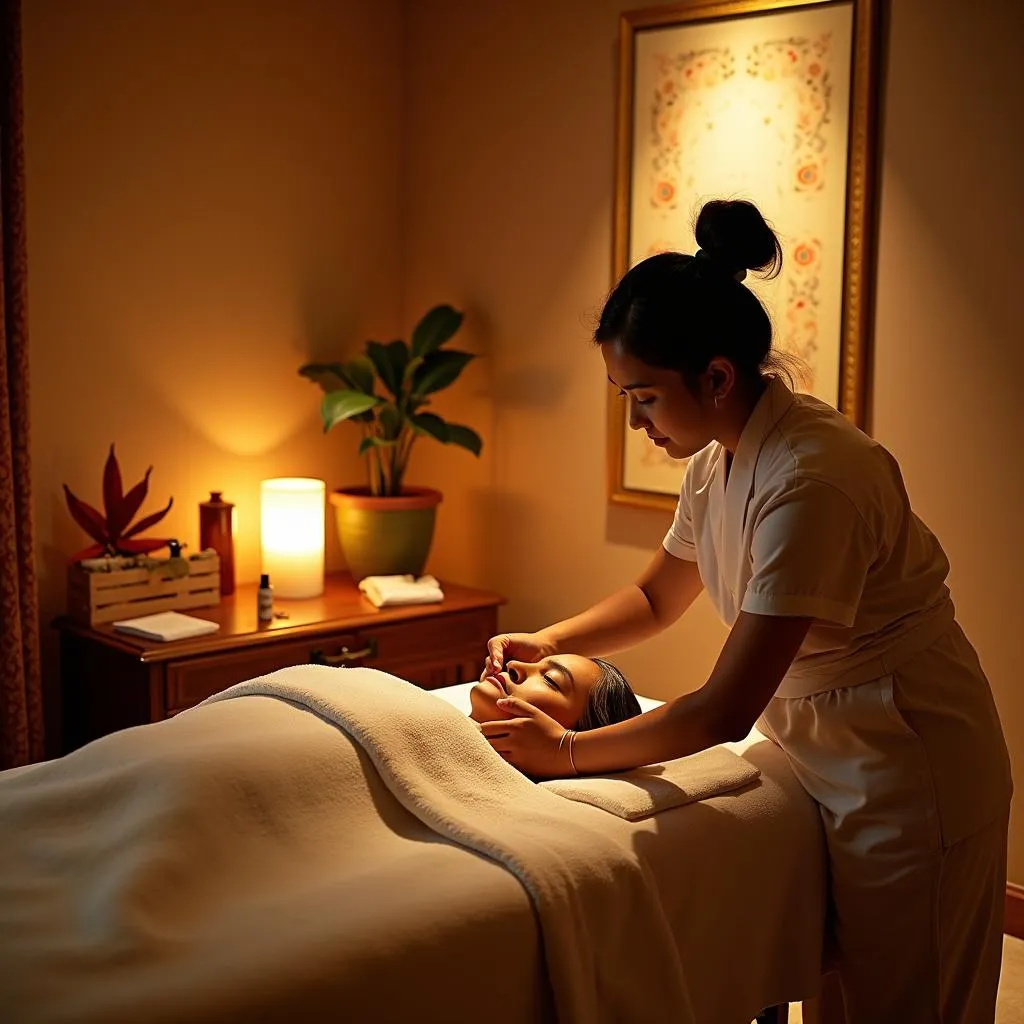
0, 667, 827, 1023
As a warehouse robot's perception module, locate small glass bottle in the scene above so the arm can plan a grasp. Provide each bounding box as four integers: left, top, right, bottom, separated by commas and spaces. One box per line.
257, 573, 274, 622
199, 491, 235, 596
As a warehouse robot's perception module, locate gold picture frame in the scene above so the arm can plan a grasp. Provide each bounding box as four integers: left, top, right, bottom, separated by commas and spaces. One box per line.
608, 0, 883, 511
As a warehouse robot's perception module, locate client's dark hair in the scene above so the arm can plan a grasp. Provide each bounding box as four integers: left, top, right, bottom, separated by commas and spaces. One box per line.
575, 658, 642, 731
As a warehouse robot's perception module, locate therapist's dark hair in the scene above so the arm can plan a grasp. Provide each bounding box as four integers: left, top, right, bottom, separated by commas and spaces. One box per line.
594, 199, 795, 388
576, 658, 643, 731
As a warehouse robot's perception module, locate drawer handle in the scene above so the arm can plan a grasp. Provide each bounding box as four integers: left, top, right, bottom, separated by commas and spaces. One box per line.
310, 639, 378, 666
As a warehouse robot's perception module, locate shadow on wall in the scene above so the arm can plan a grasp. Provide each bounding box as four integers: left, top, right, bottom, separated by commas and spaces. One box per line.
605, 503, 674, 553
467, 484, 542, 624
492, 363, 574, 410
298, 261, 386, 366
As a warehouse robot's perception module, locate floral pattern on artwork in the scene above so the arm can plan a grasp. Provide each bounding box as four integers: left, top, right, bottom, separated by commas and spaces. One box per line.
746, 33, 833, 193
781, 237, 822, 383
649, 48, 735, 212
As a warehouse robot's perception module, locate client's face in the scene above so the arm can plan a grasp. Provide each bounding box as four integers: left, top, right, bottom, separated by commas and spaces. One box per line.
469, 655, 599, 729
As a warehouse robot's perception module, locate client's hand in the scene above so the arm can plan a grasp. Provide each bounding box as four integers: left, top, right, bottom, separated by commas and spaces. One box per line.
479, 632, 556, 680
480, 697, 570, 779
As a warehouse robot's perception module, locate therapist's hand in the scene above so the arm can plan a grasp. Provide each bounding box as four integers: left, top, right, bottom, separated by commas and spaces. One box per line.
479, 632, 556, 680
480, 697, 568, 779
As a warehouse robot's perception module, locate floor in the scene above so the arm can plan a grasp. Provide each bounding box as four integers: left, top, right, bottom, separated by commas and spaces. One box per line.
786, 935, 1024, 1022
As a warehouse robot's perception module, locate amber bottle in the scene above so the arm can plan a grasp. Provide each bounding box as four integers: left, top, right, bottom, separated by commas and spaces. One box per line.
199, 491, 235, 596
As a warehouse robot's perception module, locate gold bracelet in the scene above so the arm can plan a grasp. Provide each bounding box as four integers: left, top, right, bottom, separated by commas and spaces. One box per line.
567, 730, 579, 777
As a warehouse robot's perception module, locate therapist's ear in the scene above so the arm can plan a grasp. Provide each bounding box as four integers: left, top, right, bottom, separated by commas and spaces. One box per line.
704, 358, 736, 401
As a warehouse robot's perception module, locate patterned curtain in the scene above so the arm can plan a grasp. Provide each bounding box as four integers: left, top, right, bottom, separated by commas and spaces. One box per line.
0, 0, 44, 769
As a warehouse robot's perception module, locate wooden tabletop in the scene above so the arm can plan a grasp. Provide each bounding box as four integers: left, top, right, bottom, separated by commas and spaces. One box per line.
54, 573, 505, 663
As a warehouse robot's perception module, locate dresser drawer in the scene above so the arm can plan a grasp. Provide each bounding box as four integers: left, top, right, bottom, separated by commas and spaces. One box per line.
165, 631, 369, 711
163, 607, 496, 713
366, 609, 494, 664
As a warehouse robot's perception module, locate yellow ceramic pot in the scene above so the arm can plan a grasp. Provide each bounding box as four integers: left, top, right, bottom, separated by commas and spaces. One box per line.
330, 487, 442, 581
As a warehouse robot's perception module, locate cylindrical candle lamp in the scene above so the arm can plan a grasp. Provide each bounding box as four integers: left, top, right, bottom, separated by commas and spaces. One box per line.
259, 478, 325, 599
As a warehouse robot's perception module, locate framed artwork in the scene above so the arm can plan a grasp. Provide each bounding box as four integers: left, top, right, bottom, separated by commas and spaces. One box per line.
608, 0, 882, 510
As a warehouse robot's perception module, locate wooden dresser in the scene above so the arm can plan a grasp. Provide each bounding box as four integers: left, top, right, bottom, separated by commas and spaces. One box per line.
55, 574, 505, 753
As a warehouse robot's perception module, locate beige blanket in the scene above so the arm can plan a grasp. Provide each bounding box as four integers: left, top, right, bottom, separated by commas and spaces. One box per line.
201, 665, 695, 1022
1, 664, 723, 1024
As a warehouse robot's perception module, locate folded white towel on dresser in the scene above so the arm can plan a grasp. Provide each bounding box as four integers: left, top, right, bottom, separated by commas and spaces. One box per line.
112, 611, 220, 642
358, 574, 444, 608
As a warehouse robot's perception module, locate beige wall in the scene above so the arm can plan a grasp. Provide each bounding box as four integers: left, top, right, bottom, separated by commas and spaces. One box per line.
403, 0, 1024, 878
23, 0, 405, 744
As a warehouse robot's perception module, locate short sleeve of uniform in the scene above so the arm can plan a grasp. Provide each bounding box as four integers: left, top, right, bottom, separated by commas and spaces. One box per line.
662, 463, 697, 562
741, 477, 878, 626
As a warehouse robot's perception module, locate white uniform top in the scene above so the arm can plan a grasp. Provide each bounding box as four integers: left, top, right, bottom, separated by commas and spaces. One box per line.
664, 376, 955, 698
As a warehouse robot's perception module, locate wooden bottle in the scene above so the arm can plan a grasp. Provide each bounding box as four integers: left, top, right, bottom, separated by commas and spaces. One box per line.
199, 491, 235, 596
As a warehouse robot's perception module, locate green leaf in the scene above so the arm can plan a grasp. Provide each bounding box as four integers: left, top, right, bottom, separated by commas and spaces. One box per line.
411, 305, 464, 357
358, 436, 398, 456
403, 355, 424, 382
409, 412, 450, 442
366, 340, 408, 399
444, 423, 483, 457
411, 350, 475, 397
378, 403, 404, 439
385, 340, 409, 378
344, 356, 376, 395
321, 390, 382, 432
298, 362, 351, 394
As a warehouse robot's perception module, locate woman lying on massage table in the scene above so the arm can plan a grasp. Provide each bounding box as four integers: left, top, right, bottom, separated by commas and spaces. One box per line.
469, 655, 643, 736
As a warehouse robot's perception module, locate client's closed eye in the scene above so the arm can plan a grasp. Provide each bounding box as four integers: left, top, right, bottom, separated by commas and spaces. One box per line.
542, 674, 561, 692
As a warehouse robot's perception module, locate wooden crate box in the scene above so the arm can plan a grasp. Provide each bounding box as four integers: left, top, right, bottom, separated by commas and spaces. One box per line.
68, 552, 221, 626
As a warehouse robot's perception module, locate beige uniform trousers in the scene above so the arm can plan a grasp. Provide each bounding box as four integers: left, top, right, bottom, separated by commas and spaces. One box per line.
759, 623, 1012, 1023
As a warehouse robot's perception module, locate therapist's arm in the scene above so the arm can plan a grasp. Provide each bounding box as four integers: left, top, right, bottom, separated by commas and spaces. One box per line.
537, 548, 704, 659
569, 611, 812, 774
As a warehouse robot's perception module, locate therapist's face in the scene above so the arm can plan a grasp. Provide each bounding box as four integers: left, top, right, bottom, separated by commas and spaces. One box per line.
603, 342, 713, 459
469, 655, 598, 728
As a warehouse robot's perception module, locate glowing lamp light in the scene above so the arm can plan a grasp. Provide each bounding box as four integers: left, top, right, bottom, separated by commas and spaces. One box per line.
259, 478, 325, 599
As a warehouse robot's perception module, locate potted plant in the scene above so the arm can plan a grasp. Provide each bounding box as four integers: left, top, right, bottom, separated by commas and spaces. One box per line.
299, 305, 482, 581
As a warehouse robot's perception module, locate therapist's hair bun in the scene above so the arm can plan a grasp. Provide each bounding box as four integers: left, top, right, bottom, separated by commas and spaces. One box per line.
694, 200, 783, 280
595, 196, 805, 390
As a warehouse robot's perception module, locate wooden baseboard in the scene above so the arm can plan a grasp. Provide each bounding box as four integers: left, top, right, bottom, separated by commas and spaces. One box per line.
1007, 884, 1024, 939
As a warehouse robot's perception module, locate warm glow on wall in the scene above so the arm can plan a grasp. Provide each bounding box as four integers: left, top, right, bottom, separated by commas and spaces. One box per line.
259, 478, 325, 598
